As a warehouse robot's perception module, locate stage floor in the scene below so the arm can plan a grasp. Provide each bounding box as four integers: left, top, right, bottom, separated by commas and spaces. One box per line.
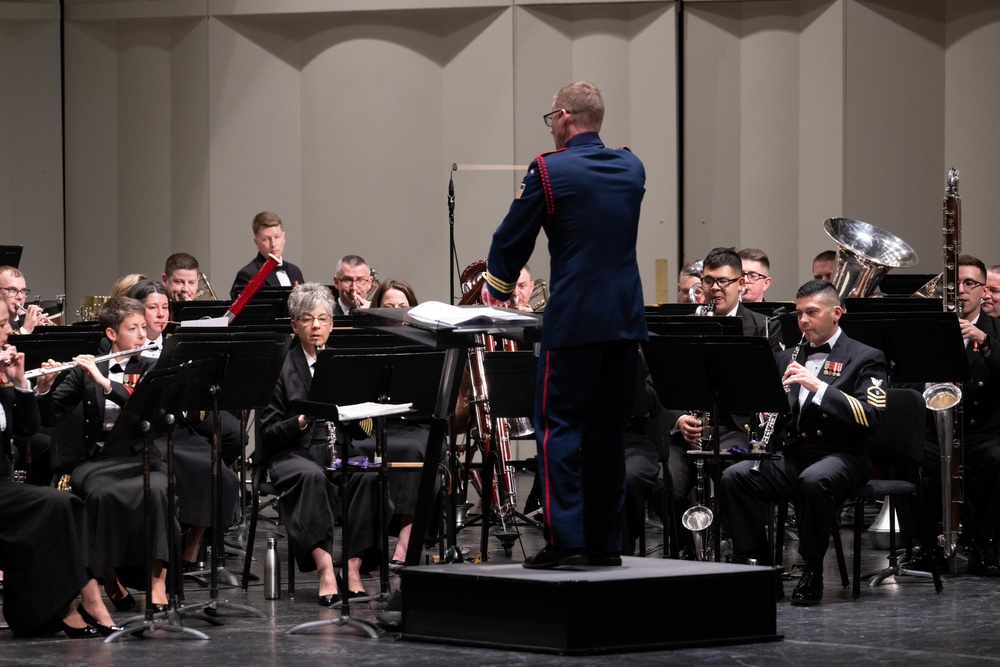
3, 508, 1000, 665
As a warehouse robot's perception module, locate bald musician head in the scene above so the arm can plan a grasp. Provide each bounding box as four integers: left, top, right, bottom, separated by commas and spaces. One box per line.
983, 265, 1000, 317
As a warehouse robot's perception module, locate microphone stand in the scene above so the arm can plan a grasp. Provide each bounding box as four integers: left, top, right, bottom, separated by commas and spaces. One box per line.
449, 165, 456, 304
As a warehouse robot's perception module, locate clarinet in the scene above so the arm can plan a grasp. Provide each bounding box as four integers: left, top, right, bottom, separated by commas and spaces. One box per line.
750, 334, 805, 473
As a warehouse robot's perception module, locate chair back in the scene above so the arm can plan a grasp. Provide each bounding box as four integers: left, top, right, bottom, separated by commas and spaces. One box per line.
863, 387, 925, 468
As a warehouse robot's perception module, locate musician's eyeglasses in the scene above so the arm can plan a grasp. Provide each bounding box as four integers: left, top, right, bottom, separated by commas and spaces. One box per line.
743, 271, 769, 283
336, 276, 370, 286
700, 276, 741, 290
0, 287, 30, 297
543, 109, 571, 127
297, 315, 332, 326
960, 279, 986, 290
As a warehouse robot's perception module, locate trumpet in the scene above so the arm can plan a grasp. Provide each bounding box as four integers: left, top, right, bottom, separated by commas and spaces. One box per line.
24, 343, 158, 380
17, 304, 58, 327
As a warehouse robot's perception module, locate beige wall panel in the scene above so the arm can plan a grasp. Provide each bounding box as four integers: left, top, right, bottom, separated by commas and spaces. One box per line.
844, 0, 945, 277
739, 2, 801, 301
798, 0, 844, 286
64, 20, 119, 304
684, 3, 741, 264
169, 17, 211, 269
116, 19, 173, 279
208, 16, 303, 298
945, 1, 1000, 264
0, 19, 65, 304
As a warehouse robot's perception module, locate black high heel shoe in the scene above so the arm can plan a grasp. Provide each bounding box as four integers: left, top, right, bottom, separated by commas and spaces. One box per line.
104, 585, 136, 611
51, 617, 99, 639
78, 606, 126, 638
318, 593, 342, 607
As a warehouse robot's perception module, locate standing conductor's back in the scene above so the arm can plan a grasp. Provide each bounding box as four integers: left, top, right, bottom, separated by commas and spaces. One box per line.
484, 81, 647, 568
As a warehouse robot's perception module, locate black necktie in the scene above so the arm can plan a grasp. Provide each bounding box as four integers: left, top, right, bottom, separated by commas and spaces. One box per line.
804, 343, 831, 358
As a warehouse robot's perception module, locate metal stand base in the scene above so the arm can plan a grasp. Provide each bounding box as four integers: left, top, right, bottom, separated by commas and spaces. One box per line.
178, 598, 268, 621
286, 613, 380, 638
105, 609, 211, 643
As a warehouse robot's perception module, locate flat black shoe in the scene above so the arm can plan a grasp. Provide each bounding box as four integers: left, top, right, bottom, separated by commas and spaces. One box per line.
107, 591, 135, 612
347, 590, 368, 599
318, 593, 342, 607
588, 552, 622, 566
77, 606, 126, 638
148, 603, 169, 614
53, 618, 100, 639
790, 571, 823, 606
523, 547, 588, 570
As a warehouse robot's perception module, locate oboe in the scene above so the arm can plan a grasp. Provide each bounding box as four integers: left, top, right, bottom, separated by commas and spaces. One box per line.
750, 334, 805, 473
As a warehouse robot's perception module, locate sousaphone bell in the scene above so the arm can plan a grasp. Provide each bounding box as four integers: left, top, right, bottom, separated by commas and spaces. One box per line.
824, 218, 919, 298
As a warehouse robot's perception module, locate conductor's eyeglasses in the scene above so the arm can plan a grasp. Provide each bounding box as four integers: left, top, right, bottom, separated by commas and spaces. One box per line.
543, 109, 571, 127
700, 276, 740, 290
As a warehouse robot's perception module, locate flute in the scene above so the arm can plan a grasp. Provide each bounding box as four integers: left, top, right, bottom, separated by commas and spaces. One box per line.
24, 343, 158, 379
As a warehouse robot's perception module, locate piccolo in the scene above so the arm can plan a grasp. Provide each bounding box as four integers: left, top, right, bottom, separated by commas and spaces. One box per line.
24, 343, 158, 379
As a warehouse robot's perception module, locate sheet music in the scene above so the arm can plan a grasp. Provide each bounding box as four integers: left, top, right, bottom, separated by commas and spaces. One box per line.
181, 316, 230, 328
407, 301, 536, 327
336, 401, 413, 421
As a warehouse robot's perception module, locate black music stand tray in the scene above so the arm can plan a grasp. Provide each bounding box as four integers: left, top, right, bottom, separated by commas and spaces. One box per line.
467, 349, 540, 561
157, 332, 289, 621
641, 335, 786, 561
840, 313, 965, 588
284, 359, 423, 639
106, 361, 215, 642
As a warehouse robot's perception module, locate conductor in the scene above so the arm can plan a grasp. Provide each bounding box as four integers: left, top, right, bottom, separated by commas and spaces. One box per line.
482, 81, 647, 568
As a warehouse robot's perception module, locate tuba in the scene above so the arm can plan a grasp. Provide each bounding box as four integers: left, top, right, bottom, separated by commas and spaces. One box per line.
824, 217, 919, 298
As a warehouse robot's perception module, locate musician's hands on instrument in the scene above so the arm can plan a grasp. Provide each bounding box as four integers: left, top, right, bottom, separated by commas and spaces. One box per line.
0, 344, 28, 388
959, 319, 987, 346
73, 355, 113, 393
677, 413, 703, 445
33, 358, 60, 394
19, 304, 48, 333
782, 361, 821, 394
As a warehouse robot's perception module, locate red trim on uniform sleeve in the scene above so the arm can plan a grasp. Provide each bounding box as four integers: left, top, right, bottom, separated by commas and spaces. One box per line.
536, 155, 555, 221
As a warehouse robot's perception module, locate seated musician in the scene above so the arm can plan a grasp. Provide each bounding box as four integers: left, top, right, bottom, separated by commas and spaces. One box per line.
332, 255, 373, 315
230, 211, 304, 299
0, 265, 49, 334
676, 261, 704, 305
905, 255, 1000, 575
982, 264, 1000, 316
664, 246, 782, 558
34, 297, 174, 612
110, 273, 148, 299
125, 279, 240, 566
161, 252, 201, 304
1, 300, 122, 637
720, 280, 887, 605
355, 278, 436, 567
738, 248, 773, 303
259, 283, 381, 604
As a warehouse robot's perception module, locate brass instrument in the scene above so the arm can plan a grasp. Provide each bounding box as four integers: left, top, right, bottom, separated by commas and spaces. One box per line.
77, 295, 110, 323
681, 297, 717, 560
196, 272, 218, 300
458, 260, 526, 559
517, 279, 548, 312
825, 217, 918, 297
366, 267, 381, 302
930, 166, 964, 559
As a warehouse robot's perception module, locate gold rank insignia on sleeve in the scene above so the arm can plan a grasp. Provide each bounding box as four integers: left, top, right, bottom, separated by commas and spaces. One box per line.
359, 417, 373, 438
867, 378, 887, 408
844, 392, 870, 427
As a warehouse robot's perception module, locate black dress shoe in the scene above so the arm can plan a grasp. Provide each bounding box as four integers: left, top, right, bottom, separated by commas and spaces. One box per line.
78, 606, 126, 638
318, 593, 342, 607
790, 570, 823, 606
588, 552, 622, 566
148, 603, 169, 614
523, 547, 588, 570
106, 591, 135, 612
347, 590, 368, 599
968, 539, 1000, 577
52, 618, 100, 639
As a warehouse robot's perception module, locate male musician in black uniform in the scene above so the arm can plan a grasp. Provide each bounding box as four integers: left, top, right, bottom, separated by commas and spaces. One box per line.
982, 264, 1000, 317
0, 266, 47, 334
332, 255, 372, 316
483, 81, 647, 568
721, 280, 887, 604
739, 248, 773, 303
230, 211, 305, 299
161, 252, 202, 304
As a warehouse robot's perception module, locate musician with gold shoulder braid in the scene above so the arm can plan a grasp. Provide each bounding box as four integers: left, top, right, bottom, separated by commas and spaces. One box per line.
482, 81, 647, 569
721, 279, 887, 605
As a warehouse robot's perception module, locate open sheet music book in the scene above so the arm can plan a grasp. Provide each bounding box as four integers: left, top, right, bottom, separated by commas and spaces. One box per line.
336, 401, 413, 421
407, 301, 537, 328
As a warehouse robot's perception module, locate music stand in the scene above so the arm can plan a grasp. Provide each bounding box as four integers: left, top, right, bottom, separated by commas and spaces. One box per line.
475, 350, 539, 560
0, 244, 22, 268
105, 361, 216, 642
156, 331, 290, 621
646, 315, 743, 337
285, 349, 433, 638
838, 312, 966, 586
641, 335, 786, 561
